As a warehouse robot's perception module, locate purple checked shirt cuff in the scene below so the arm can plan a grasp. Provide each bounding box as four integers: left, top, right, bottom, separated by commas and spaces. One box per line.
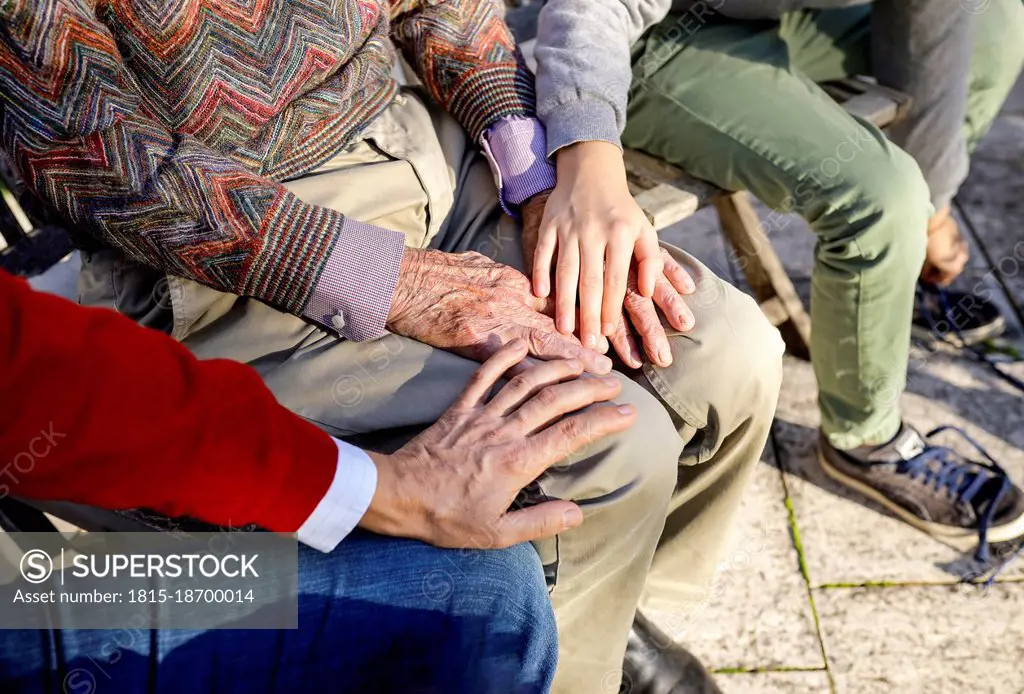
480, 116, 557, 217
303, 219, 405, 342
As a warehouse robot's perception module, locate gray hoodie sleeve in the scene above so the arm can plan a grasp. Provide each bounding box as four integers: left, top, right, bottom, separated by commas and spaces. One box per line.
534, 0, 674, 156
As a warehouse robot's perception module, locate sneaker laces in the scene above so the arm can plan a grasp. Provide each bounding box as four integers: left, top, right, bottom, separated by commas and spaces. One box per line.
903, 425, 1011, 563
916, 282, 1024, 396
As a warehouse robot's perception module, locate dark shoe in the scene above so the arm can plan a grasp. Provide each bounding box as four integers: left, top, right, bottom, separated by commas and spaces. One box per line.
621, 612, 722, 694
912, 283, 1005, 347
819, 424, 1024, 560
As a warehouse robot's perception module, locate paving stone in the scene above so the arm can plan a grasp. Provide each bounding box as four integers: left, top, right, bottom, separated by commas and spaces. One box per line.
647, 456, 823, 671
817, 585, 1024, 694
775, 354, 1024, 586
716, 670, 832, 694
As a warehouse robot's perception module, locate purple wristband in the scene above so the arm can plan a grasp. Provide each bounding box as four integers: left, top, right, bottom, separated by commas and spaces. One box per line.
480, 116, 557, 217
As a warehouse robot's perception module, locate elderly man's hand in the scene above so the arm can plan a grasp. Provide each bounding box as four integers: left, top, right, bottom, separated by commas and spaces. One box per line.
360, 340, 636, 548
387, 247, 612, 375
601, 252, 696, 369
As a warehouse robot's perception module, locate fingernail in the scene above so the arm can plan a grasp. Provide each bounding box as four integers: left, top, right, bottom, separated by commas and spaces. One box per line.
617, 404, 636, 416
659, 346, 673, 365
596, 355, 613, 373
563, 507, 583, 527
679, 314, 693, 329
601, 322, 615, 335
566, 358, 583, 370
602, 376, 619, 388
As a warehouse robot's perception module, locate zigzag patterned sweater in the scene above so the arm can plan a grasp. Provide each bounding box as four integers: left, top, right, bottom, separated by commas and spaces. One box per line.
0, 0, 536, 339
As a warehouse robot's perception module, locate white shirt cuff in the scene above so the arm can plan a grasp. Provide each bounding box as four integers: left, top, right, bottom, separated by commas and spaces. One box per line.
296, 438, 378, 553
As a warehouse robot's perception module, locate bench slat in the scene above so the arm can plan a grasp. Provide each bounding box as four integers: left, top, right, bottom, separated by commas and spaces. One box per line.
633, 184, 700, 229
835, 92, 898, 125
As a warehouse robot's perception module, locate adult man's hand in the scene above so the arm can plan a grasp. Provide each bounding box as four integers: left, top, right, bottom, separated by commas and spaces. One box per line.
387, 247, 612, 375
360, 340, 636, 548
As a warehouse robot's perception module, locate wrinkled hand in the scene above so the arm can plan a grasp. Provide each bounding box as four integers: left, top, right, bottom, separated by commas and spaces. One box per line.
359, 340, 636, 548
387, 247, 612, 375
530, 141, 665, 349
921, 207, 968, 286
608, 249, 695, 369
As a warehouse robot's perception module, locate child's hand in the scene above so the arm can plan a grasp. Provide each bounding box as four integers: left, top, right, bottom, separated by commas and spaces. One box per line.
530, 141, 682, 350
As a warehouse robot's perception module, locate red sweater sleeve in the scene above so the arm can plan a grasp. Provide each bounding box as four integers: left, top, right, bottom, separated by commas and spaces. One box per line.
0, 270, 337, 533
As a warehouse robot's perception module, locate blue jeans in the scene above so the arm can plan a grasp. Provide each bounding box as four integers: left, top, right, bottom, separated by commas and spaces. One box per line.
0, 530, 558, 694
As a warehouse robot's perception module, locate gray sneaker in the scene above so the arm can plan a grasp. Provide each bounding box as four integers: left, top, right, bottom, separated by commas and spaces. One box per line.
819, 424, 1024, 561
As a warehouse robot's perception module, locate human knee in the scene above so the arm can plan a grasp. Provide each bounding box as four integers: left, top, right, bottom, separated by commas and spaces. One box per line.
872, 149, 930, 275
531, 374, 678, 541
487, 548, 559, 688
617, 376, 683, 489
579, 376, 682, 512
394, 541, 558, 688
652, 280, 784, 432
447, 542, 552, 614
821, 146, 929, 279
984, 37, 1024, 95
721, 289, 786, 404
438, 543, 557, 649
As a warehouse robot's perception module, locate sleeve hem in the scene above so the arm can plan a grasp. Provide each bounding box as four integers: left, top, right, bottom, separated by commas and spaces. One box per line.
543, 98, 623, 158
297, 438, 378, 553
302, 220, 406, 342
480, 116, 557, 217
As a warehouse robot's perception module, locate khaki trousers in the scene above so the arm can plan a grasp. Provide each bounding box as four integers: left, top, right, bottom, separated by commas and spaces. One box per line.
79, 89, 785, 693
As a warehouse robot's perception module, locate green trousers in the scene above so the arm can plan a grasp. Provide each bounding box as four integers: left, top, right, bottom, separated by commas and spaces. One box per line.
623, 1, 1024, 450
